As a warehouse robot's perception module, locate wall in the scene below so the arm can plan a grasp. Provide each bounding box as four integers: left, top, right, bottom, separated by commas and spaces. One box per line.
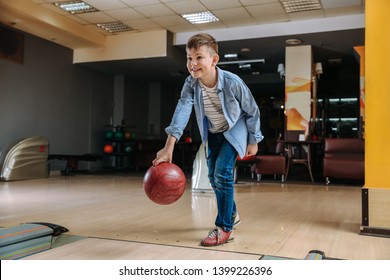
123, 80, 148, 139
0, 31, 113, 171
123, 78, 193, 141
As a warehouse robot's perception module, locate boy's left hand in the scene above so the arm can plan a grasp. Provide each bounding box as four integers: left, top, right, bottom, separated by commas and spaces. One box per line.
245, 143, 258, 157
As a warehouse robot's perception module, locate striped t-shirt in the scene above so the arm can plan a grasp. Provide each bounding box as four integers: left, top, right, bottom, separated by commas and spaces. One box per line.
199, 80, 229, 133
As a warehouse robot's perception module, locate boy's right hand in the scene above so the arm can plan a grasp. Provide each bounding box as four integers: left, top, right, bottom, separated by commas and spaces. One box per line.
152, 134, 176, 166
152, 148, 172, 166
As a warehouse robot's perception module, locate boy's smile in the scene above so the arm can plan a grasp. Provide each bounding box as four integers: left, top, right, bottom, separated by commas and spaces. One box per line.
186, 45, 219, 87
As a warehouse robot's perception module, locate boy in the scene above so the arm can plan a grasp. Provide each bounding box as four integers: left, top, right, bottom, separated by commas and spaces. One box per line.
153, 33, 263, 246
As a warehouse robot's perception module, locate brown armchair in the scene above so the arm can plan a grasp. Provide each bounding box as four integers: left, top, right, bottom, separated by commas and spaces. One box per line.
323, 138, 364, 184
252, 141, 287, 182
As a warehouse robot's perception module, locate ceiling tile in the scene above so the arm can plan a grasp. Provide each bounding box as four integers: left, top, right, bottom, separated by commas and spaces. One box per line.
200, 0, 242, 10
152, 15, 191, 27
223, 17, 259, 27
246, 3, 286, 17
159, 0, 183, 2
195, 21, 227, 31
239, 0, 279, 5
213, 7, 254, 22
120, 0, 161, 7
321, 0, 362, 9
104, 8, 145, 20
122, 18, 161, 30
134, 4, 176, 17
255, 14, 290, 24
288, 10, 325, 21
152, 14, 200, 33
86, 0, 128, 10
76, 11, 116, 24
164, 0, 207, 14
166, 24, 199, 33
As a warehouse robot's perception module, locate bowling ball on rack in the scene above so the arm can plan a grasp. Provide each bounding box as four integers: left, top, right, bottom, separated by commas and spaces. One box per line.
124, 145, 132, 153
124, 131, 132, 140
105, 131, 113, 139
103, 144, 114, 153
114, 131, 123, 140
143, 162, 186, 205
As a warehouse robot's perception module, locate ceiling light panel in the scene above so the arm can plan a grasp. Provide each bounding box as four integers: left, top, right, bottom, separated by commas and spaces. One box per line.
182, 11, 219, 24
97, 21, 133, 33
54, 1, 98, 14
281, 0, 322, 13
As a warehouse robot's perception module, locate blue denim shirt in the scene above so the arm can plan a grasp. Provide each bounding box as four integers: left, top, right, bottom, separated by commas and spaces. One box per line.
165, 67, 263, 158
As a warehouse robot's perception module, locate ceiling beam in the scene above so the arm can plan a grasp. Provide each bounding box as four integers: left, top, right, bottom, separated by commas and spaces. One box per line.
175, 14, 365, 45
0, 0, 105, 49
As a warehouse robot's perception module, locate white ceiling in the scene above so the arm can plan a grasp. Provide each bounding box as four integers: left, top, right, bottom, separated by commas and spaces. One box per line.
28, 0, 364, 37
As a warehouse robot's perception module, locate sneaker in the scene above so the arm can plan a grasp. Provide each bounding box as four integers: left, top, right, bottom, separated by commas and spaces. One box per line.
200, 227, 234, 247
233, 212, 241, 226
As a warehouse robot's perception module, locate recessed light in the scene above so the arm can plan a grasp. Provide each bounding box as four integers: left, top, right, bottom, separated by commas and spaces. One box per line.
285, 38, 302, 45
240, 48, 251, 52
54, 1, 98, 14
281, 0, 322, 13
239, 64, 251, 69
224, 53, 238, 59
182, 11, 219, 24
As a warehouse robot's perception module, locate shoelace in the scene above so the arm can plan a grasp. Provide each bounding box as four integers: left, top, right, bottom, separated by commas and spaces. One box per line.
207, 227, 220, 239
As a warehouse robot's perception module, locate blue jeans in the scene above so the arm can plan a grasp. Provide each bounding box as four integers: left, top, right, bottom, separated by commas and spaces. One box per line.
207, 132, 238, 232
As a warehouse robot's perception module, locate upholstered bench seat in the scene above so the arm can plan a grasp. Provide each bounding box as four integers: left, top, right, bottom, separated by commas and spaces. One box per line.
253, 155, 286, 182
323, 138, 364, 184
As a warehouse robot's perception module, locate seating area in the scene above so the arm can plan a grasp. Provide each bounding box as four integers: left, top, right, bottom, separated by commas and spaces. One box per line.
0, 136, 364, 185
323, 138, 365, 184
251, 141, 286, 182
235, 141, 286, 182
235, 137, 365, 185
252, 155, 286, 182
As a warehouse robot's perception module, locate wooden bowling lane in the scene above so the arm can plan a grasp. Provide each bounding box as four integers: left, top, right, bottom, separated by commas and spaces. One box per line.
24, 237, 262, 260
1, 173, 390, 260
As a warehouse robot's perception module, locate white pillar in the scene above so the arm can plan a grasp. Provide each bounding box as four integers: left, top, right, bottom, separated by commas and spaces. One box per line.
113, 75, 124, 125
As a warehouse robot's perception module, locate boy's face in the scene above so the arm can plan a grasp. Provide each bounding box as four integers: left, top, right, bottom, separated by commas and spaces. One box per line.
186, 45, 219, 80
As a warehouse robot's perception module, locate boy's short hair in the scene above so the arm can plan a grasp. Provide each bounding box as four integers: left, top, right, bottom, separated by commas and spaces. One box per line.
186, 33, 218, 55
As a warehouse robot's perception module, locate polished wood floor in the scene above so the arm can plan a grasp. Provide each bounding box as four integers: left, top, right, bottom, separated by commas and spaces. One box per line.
1, 172, 389, 260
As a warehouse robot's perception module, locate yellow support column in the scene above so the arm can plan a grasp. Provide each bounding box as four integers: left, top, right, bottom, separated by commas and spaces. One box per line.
361, 0, 390, 236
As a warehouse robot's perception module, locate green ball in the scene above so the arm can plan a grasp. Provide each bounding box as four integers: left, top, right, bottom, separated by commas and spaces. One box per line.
114, 131, 123, 140
105, 131, 113, 139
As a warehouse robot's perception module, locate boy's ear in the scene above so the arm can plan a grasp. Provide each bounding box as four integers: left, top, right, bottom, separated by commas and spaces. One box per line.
212, 53, 219, 66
